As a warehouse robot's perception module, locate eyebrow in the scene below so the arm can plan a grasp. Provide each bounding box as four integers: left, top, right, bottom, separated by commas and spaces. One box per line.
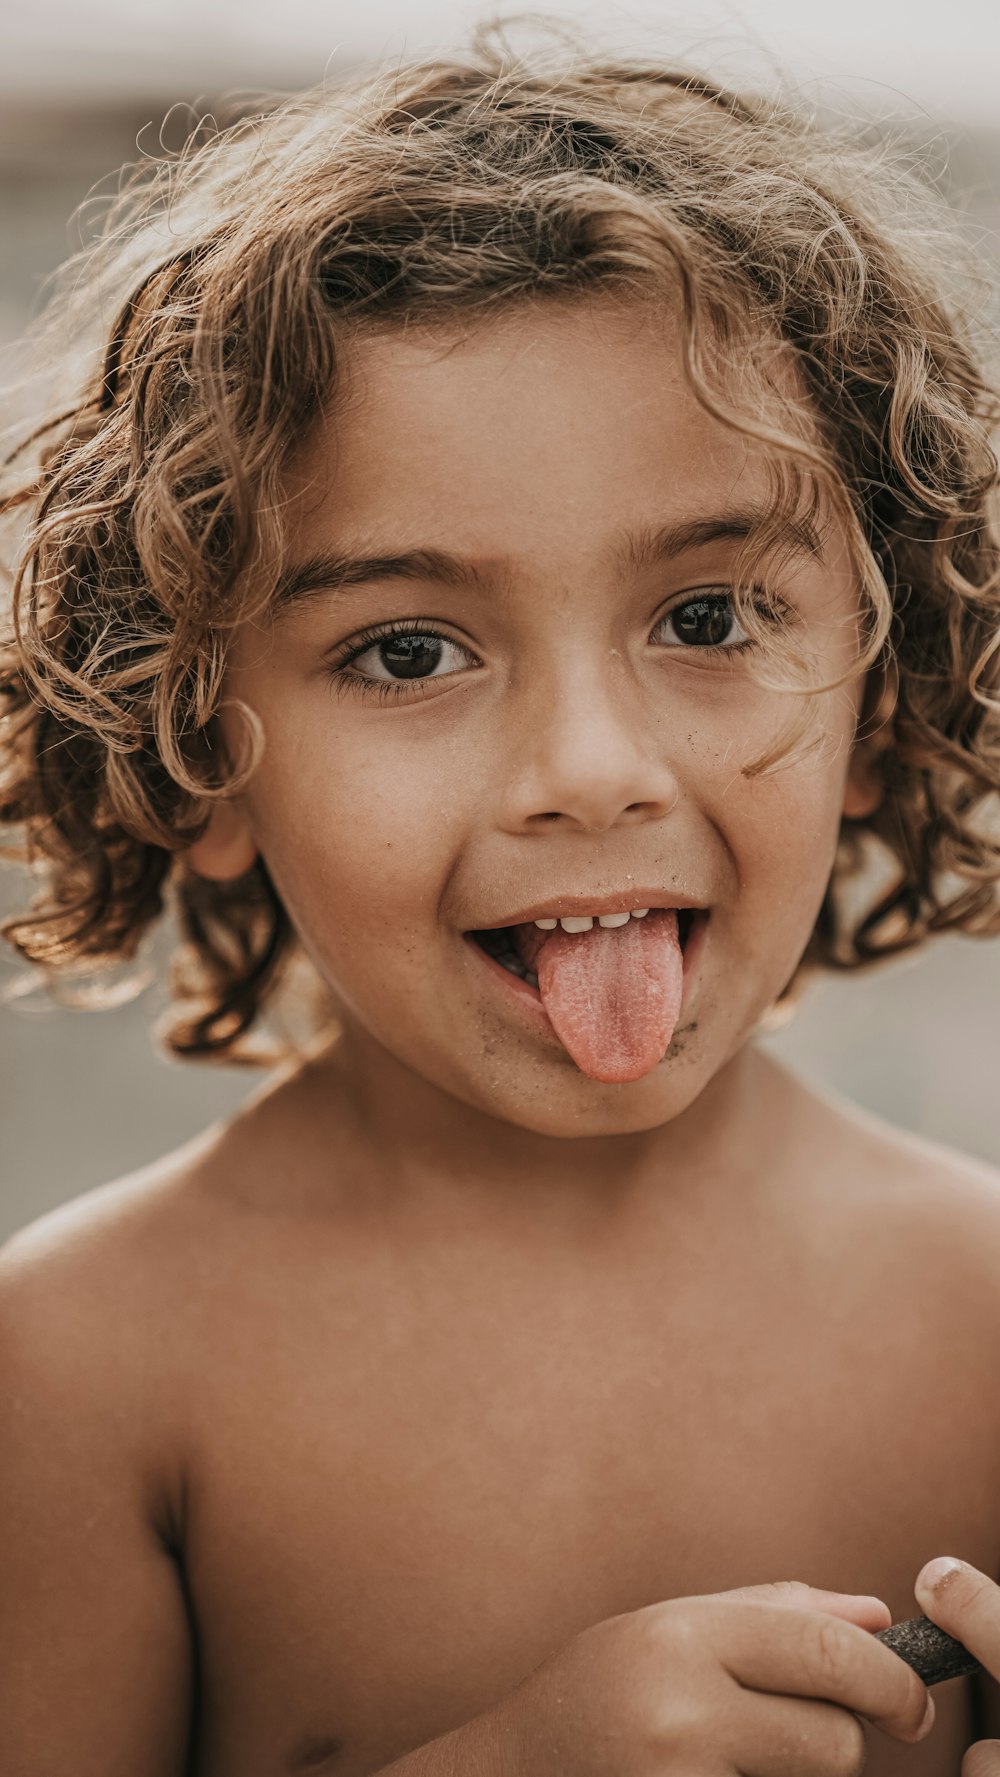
272, 506, 825, 616
615, 509, 825, 578
274, 545, 497, 614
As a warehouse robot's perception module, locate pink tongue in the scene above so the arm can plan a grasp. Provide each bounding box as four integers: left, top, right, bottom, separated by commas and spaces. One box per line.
517, 910, 684, 1084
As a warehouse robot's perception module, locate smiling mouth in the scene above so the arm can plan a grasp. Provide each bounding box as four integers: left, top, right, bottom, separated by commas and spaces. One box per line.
469, 906, 699, 990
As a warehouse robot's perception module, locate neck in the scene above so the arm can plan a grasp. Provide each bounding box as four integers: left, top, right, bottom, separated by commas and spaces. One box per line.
294, 1029, 791, 1238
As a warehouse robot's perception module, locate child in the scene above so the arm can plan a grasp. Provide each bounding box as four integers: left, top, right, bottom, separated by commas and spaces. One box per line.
2, 17, 1000, 1776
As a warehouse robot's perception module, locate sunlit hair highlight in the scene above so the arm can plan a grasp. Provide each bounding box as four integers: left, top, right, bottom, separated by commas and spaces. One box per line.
1, 14, 998, 1061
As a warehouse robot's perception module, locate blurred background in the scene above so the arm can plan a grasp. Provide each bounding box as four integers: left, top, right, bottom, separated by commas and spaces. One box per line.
1, 0, 998, 1242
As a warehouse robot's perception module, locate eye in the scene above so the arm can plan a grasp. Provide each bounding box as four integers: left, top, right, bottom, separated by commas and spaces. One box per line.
652, 591, 754, 652
344, 626, 475, 682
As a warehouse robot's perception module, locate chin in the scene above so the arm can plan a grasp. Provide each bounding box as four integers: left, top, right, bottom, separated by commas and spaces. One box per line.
453, 1041, 712, 1139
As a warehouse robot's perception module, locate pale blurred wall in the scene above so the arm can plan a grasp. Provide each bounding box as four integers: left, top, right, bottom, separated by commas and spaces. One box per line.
1, 31, 999, 1243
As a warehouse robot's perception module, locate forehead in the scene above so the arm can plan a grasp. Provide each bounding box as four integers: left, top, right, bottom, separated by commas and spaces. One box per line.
284, 296, 828, 566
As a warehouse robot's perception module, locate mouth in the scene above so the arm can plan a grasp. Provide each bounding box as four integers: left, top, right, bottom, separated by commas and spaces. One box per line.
467, 905, 703, 992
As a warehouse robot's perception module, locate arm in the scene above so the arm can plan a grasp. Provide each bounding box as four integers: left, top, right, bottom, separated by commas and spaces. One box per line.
0, 1224, 195, 1777
370, 1693, 527, 1777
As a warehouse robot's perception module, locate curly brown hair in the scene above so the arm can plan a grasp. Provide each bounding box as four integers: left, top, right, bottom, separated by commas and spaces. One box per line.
2, 15, 999, 1064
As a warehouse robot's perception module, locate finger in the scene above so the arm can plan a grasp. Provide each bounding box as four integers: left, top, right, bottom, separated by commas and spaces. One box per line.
735, 1693, 871, 1777
804, 1591, 893, 1634
722, 1580, 892, 1634
964, 1741, 1000, 1777
722, 1604, 932, 1743
915, 1559, 1000, 1680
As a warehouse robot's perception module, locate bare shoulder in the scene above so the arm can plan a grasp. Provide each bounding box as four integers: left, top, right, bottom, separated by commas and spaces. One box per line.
0, 1125, 232, 1517
826, 1081, 1000, 1231
858, 1110, 1000, 1309
0, 1109, 272, 1772
1, 1123, 224, 1329
1, 1043, 323, 1280
0, 1057, 307, 1409
0, 1047, 350, 1369
769, 1050, 999, 1204
776, 1056, 1000, 1311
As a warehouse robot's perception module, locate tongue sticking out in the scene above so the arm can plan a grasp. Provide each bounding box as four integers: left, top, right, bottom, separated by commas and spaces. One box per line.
516, 910, 685, 1084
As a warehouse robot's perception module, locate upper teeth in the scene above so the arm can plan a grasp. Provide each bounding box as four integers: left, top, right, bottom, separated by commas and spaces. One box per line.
535, 909, 652, 932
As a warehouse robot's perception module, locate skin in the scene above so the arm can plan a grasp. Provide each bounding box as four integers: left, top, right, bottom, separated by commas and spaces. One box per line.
6, 293, 1000, 1777
191, 296, 881, 1189
916, 1561, 1000, 1776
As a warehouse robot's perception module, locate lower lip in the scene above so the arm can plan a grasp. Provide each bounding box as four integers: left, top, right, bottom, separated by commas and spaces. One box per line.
463, 910, 710, 1048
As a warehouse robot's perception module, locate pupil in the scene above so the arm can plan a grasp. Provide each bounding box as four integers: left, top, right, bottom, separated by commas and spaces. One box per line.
379, 634, 443, 678
674, 596, 733, 646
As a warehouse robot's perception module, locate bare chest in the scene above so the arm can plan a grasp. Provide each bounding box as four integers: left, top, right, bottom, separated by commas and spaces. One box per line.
178, 1226, 1000, 1777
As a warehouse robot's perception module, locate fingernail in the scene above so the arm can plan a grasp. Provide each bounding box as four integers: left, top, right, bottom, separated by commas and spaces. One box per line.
919, 1693, 936, 1736
916, 1557, 963, 1599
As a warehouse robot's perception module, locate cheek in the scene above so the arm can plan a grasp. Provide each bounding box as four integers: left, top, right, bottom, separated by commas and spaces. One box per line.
239, 702, 474, 956
688, 682, 852, 938
720, 748, 850, 936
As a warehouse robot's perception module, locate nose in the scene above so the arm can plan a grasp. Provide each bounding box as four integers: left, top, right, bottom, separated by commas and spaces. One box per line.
497, 650, 681, 834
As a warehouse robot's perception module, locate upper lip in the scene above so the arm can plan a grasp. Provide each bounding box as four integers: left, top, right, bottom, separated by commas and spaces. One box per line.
471, 892, 708, 929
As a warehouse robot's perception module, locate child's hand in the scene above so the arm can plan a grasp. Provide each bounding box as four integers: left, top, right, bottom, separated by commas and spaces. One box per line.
495, 1578, 933, 1776
914, 1557, 1000, 1775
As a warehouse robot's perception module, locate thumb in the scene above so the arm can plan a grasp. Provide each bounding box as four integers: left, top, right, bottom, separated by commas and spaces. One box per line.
963, 1741, 1000, 1777
915, 1558, 1000, 1681
720, 1579, 891, 1633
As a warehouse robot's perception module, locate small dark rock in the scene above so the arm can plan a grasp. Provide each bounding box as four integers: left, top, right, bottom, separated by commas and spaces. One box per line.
874, 1615, 983, 1684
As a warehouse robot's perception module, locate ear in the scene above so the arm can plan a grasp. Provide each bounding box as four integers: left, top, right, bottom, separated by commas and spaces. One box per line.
182, 800, 258, 882
842, 658, 898, 821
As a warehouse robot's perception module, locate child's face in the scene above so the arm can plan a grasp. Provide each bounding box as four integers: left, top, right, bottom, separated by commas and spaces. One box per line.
209, 297, 875, 1137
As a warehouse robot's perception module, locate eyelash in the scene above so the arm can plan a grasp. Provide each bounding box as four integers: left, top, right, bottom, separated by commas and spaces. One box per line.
326, 593, 767, 704
326, 619, 468, 704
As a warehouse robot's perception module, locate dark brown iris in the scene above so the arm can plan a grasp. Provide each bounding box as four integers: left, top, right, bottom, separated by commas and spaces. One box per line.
672, 596, 734, 646
378, 634, 444, 677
